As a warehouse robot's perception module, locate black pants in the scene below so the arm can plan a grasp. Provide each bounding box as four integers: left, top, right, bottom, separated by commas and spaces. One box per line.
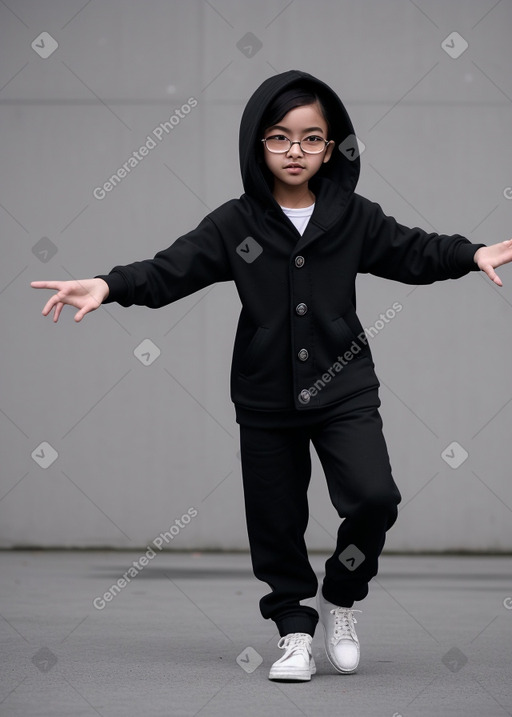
238, 391, 401, 637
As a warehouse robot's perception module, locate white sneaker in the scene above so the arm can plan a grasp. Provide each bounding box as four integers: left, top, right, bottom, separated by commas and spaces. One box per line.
268, 632, 316, 681
317, 590, 361, 673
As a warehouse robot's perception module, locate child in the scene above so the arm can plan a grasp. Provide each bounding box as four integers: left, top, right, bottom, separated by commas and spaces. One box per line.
31, 70, 512, 682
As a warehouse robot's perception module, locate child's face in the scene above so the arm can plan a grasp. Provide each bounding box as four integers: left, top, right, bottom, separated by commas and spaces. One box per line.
262, 102, 334, 196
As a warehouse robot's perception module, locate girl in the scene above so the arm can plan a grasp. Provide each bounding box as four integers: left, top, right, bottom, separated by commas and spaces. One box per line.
31, 70, 512, 682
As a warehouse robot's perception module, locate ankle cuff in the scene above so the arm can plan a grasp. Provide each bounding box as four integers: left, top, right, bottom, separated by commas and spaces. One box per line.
276, 614, 317, 637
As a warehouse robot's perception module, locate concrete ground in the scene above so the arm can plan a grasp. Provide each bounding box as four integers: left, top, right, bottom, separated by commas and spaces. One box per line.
0, 551, 511, 717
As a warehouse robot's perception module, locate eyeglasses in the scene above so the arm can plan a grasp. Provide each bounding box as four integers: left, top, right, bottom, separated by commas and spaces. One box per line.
261, 134, 331, 155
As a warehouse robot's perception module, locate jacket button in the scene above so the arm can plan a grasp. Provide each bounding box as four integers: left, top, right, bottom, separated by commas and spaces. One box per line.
296, 303, 308, 316
299, 389, 311, 404
295, 255, 305, 268
298, 348, 309, 361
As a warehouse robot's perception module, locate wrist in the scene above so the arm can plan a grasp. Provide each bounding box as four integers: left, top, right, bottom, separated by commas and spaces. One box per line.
97, 277, 110, 300
472, 245, 487, 268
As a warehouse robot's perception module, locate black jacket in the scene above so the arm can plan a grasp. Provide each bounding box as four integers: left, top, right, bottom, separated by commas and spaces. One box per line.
97, 69, 484, 417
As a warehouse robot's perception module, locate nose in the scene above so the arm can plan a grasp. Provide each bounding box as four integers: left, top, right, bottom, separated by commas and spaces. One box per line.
287, 140, 304, 158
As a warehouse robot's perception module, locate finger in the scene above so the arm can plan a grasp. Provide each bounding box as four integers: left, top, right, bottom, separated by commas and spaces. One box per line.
42, 293, 62, 316
53, 302, 64, 323
484, 265, 502, 286
74, 302, 94, 322
31, 281, 63, 290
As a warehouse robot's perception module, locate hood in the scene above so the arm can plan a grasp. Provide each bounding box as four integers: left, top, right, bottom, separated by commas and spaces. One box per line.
239, 70, 360, 223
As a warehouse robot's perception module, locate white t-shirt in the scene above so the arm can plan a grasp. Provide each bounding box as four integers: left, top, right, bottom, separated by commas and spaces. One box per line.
280, 203, 315, 236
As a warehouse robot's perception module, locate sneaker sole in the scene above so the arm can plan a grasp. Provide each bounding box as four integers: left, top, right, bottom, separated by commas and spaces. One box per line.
268, 665, 316, 682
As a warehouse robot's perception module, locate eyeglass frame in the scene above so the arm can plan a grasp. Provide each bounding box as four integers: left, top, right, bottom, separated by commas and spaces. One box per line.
261, 135, 333, 155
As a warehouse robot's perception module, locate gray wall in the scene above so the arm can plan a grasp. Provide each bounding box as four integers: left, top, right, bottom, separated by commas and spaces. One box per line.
1, 0, 511, 551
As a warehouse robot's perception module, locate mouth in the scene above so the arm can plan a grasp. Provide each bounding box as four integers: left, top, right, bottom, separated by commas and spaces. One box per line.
284, 164, 305, 174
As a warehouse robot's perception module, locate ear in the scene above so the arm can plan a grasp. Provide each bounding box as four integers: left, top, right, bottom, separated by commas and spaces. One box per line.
323, 141, 335, 164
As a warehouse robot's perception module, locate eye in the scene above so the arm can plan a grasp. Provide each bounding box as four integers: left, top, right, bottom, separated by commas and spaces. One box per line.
267, 134, 288, 142
303, 135, 324, 144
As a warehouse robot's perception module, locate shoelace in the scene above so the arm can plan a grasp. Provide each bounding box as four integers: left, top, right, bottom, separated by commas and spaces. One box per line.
330, 608, 362, 644
277, 632, 312, 658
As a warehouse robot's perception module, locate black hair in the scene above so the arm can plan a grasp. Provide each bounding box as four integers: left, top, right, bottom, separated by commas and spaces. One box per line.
259, 84, 333, 140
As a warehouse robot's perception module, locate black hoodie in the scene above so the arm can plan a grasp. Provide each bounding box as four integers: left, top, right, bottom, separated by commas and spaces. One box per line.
97, 69, 484, 420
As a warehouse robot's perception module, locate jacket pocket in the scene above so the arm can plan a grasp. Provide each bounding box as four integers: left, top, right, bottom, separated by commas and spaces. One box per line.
332, 315, 366, 359
239, 326, 269, 376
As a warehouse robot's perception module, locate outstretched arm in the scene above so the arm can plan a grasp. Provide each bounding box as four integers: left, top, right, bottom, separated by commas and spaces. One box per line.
474, 238, 512, 286
357, 197, 512, 286
31, 214, 233, 322
30, 278, 110, 323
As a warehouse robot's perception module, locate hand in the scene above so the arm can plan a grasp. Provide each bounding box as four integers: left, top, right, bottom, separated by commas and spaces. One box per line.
474, 238, 512, 287
30, 278, 110, 323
